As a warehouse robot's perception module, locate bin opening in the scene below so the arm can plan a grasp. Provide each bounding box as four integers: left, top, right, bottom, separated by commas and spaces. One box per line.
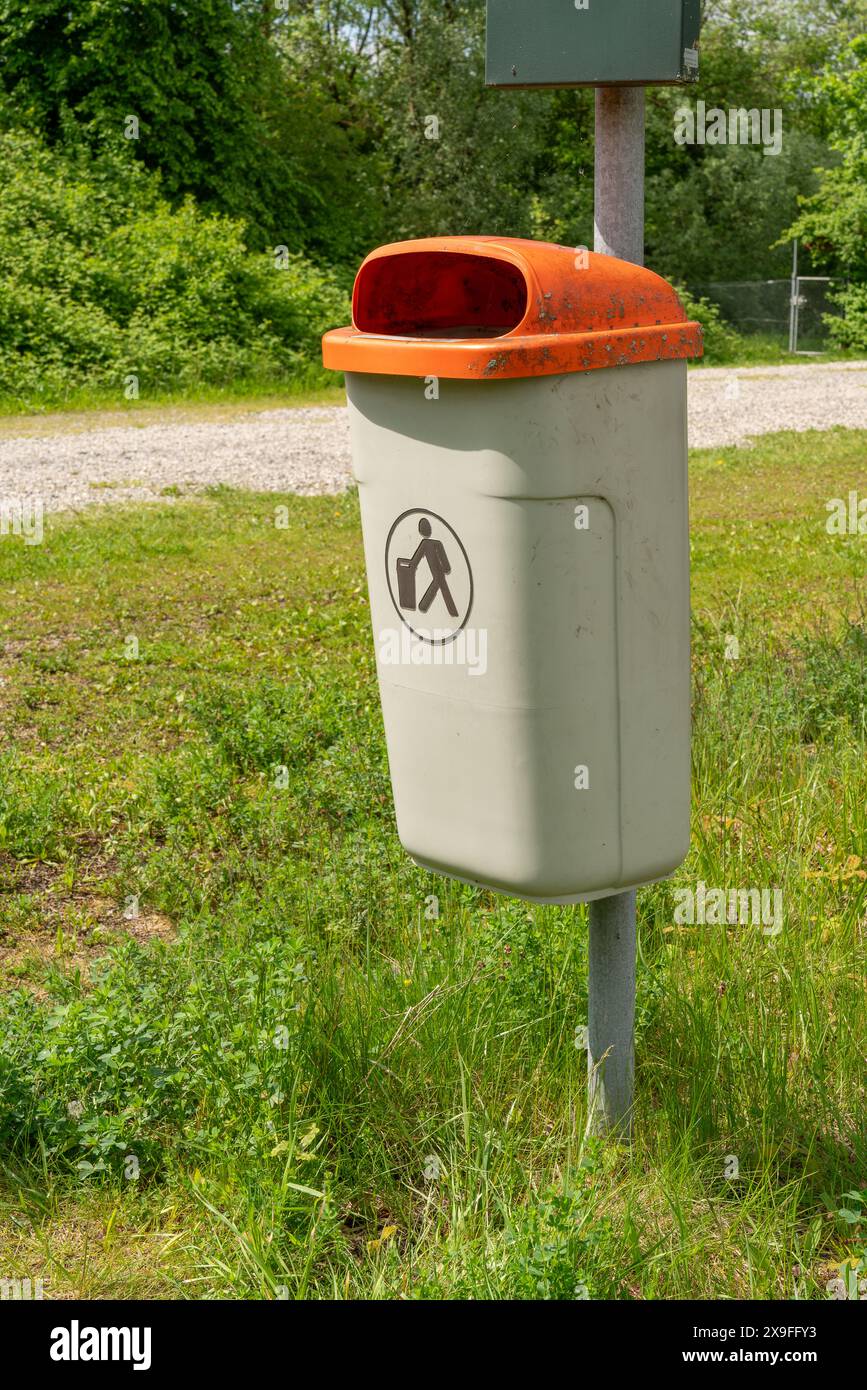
353, 250, 528, 339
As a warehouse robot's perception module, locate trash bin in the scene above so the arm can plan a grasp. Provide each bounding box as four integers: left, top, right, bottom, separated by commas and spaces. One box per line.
323, 237, 702, 903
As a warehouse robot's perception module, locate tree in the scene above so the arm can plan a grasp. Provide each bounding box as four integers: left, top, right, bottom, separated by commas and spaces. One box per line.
784, 36, 867, 347
373, 1, 547, 241
640, 0, 845, 282
0, 0, 376, 256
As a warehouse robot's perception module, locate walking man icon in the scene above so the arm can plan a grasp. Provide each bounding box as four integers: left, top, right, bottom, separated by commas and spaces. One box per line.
396, 518, 459, 618
385, 508, 473, 644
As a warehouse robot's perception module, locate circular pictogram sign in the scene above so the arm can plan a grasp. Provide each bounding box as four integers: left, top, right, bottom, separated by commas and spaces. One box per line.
385, 508, 473, 645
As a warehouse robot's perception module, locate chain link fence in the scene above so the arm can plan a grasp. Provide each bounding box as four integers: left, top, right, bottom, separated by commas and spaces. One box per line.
689, 278, 841, 353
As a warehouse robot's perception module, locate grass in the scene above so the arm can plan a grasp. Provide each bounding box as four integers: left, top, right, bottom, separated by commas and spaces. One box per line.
0, 430, 865, 1300
0, 390, 347, 443
0, 372, 346, 421
0, 340, 863, 425
688, 333, 864, 368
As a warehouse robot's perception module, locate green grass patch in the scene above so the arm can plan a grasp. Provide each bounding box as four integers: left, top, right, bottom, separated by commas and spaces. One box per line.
0, 374, 346, 422
0, 432, 864, 1300
688, 336, 863, 368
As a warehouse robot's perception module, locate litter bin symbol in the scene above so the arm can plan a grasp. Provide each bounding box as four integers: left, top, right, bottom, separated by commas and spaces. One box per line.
385, 509, 473, 643
396, 518, 458, 617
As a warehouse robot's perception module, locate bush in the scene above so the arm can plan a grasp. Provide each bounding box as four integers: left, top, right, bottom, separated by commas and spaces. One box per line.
0, 130, 350, 405
501, 1183, 618, 1300
783, 38, 867, 350
823, 282, 867, 351
675, 284, 745, 362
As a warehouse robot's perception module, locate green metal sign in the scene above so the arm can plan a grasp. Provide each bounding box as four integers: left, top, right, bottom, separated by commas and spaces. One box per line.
486, 0, 701, 88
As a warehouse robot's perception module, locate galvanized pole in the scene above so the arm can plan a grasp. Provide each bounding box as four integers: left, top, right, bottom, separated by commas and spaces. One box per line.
594, 87, 645, 264
789, 238, 799, 355
587, 888, 637, 1136
587, 86, 645, 1138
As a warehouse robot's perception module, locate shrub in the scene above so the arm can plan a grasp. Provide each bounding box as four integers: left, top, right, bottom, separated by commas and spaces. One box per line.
675, 284, 745, 362
0, 130, 350, 404
823, 282, 867, 352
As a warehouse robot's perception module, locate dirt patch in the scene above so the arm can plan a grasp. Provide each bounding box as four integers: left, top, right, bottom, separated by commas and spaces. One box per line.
0, 1203, 193, 1299
0, 849, 176, 994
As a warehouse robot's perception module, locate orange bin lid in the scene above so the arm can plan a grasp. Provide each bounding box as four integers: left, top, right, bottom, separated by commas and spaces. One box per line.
322, 236, 702, 381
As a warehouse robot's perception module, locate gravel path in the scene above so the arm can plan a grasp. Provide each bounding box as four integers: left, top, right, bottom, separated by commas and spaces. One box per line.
687, 361, 867, 448
2, 361, 866, 514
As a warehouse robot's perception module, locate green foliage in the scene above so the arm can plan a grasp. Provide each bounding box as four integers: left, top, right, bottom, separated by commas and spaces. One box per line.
640, 1, 834, 283
502, 1169, 621, 1300
0, 0, 378, 257
371, 3, 547, 241
784, 37, 867, 347
797, 622, 867, 741
0, 0, 864, 388
647, 130, 828, 285
0, 130, 350, 405
690, 620, 867, 748
0, 931, 314, 1174
823, 282, 867, 352
524, 89, 595, 248
462, 0, 851, 286
642, 2, 847, 282
675, 285, 744, 360
0, 0, 386, 261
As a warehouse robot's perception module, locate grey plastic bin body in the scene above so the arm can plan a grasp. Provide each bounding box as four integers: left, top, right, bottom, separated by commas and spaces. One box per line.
323, 237, 703, 904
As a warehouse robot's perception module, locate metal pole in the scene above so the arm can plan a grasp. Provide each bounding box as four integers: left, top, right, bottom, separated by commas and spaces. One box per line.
587, 889, 636, 1137
789, 238, 799, 355
588, 85, 644, 1139
594, 87, 645, 264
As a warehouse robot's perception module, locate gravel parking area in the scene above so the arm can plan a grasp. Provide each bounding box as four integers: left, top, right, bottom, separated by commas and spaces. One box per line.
687, 361, 867, 448
1, 361, 866, 514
